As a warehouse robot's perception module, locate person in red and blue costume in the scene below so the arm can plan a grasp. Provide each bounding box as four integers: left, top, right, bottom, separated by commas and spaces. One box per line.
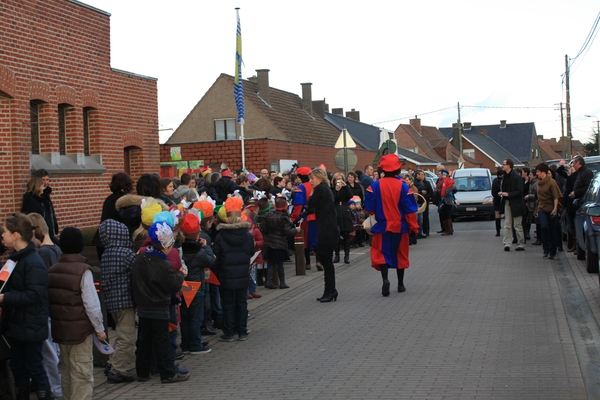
291, 167, 321, 271
364, 155, 419, 297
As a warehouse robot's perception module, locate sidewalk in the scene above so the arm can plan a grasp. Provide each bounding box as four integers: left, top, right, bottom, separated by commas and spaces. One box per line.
91, 228, 600, 399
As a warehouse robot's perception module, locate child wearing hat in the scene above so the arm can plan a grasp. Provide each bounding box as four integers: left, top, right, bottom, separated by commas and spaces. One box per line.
131, 222, 188, 384
179, 212, 214, 355
47, 227, 106, 399
213, 197, 255, 342
262, 197, 300, 289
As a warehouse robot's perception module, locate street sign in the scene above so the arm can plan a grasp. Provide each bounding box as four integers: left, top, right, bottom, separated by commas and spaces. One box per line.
334, 149, 357, 172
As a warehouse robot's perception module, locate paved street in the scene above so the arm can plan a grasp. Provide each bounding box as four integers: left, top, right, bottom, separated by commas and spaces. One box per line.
92, 214, 600, 399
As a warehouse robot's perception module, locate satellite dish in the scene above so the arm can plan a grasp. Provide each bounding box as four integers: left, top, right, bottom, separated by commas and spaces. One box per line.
380, 140, 397, 155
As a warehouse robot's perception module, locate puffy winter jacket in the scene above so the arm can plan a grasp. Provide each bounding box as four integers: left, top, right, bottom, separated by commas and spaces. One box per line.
213, 221, 254, 289
1, 242, 49, 342
181, 239, 215, 283
262, 211, 297, 251
99, 219, 136, 313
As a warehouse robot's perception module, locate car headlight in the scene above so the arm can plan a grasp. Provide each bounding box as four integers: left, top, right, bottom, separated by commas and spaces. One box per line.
483, 196, 493, 204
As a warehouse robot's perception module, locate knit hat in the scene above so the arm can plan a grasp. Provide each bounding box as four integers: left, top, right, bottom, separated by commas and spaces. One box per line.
377, 154, 402, 172
200, 165, 212, 177
153, 211, 176, 228
296, 167, 311, 176
141, 198, 162, 227
59, 227, 85, 254
181, 213, 200, 235
350, 195, 362, 205
148, 221, 175, 249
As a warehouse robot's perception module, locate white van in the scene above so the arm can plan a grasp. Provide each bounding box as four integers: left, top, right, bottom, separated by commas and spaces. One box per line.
451, 168, 494, 220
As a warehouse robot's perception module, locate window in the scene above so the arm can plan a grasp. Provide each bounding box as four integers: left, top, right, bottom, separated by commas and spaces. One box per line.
83, 107, 92, 156
30, 101, 41, 154
215, 119, 236, 141
58, 103, 68, 155
463, 149, 475, 159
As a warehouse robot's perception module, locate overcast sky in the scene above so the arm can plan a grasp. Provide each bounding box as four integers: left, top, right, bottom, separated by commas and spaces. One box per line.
83, 0, 600, 145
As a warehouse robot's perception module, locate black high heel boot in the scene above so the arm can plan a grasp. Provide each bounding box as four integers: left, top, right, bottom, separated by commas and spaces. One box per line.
397, 268, 406, 292
333, 252, 340, 263
318, 288, 338, 302
380, 265, 390, 297
495, 218, 501, 237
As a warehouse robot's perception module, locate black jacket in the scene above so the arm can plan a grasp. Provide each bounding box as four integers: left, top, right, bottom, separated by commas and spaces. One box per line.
332, 184, 354, 233
181, 239, 215, 283
0, 243, 49, 342
500, 169, 525, 217
307, 182, 339, 247
262, 211, 297, 250
492, 177, 503, 211
21, 189, 58, 237
211, 177, 236, 203
213, 221, 254, 289
573, 165, 593, 200
131, 249, 184, 312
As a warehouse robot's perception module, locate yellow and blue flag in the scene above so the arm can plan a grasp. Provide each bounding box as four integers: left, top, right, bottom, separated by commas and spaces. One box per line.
234, 8, 244, 124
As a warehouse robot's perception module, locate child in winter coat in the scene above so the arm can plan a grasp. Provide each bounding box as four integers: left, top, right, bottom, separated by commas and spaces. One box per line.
213, 197, 255, 342
262, 197, 300, 289
179, 212, 215, 355
98, 219, 137, 383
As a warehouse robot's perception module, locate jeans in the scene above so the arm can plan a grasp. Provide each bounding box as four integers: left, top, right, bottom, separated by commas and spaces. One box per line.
136, 317, 174, 380
422, 203, 430, 235
42, 318, 62, 397
8, 339, 50, 389
168, 305, 178, 364
180, 290, 205, 352
248, 264, 258, 295
58, 335, 94, 400
417, 212, 424, 235
220, 287, 248, 337
538, 211, 560, 256
206, 283, 223, 325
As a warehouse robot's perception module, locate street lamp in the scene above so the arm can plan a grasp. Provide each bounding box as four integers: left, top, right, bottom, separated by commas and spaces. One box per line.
585, 115, 600, 155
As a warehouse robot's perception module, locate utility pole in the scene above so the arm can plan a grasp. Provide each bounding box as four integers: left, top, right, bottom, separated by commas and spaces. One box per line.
457, 102, 463, 153
565, 55, 572, 158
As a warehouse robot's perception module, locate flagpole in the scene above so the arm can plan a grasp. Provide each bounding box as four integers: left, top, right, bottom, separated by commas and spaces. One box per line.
234, 7, 246, 170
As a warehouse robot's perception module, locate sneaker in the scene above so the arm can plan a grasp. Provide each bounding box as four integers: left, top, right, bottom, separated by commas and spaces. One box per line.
190, 346, 211, 354
107, 370, 135, 383
238, 334, 248, 341
504, 246, 510, 251
202, 341, 209, 347
175, 364, 188, 374
174, 350, 185, 360
515, 247, 525, 251
161, 373, 189, 384
201, 326, 217, 335
247, 293, 253, 299
251, 292, 262, 298
219, 335, 235, 342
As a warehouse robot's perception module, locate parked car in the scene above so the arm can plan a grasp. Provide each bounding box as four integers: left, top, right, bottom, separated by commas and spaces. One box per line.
424, 170, 438, 190
574, 171, 600, 273
451, 168, 495, 220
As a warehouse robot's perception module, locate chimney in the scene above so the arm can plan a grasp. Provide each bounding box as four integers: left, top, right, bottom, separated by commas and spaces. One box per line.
301, 82, 312, 116
409, 117, 421, 134
346, 108, 360, 121
313, 100, 327, 118
332, 108, 343, 116
478, 129, 487, 136
463, 122, 472, 130
256, 69, 270, 105
500, 120, 507, 128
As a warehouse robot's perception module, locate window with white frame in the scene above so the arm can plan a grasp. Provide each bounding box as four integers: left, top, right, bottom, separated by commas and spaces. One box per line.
463, 149, 475, 159
215, 119, 236, 141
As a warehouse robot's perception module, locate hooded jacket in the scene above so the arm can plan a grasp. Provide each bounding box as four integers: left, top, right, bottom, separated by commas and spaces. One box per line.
262, 211, 297, 250
99, 219, 136, 313
0, 242, 49, 342
213, 221, 254, 289
181, 238, 215, 283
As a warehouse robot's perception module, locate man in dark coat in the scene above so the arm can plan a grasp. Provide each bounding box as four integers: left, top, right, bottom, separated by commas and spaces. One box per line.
569, 155, 593, 204
499, 158, 526, 251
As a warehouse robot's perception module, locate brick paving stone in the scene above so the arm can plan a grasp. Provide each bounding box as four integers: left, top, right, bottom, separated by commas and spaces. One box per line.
92, 225, 599, 399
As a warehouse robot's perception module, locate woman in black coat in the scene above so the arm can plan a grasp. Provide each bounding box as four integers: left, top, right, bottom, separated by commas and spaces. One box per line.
0, 213, 51, 399
491, 168, 505, 237
307, 168, 339, 303
331, 172, 354, 264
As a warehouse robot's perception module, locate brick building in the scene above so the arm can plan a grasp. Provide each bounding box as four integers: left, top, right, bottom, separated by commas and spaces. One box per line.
0, 0, 159, 229
161, 70, 377, 175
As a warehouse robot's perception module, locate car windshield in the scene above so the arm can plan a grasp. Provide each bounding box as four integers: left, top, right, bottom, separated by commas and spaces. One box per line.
455, 177, 490, 191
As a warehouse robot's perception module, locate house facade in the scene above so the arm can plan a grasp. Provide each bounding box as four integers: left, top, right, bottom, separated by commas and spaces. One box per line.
161, 70, 377, 175
1, 0, 159, 228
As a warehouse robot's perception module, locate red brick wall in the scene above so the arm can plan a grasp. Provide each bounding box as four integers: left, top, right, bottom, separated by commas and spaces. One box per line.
0, 0, 159, 230
160, 139, 377, 175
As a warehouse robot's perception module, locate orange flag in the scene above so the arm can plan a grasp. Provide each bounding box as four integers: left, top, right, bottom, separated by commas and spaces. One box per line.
181, 281, 201, 308
205, 268, 220, 285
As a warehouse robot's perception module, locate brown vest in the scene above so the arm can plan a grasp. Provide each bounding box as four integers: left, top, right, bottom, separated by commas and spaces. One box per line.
47, 254, 95, 344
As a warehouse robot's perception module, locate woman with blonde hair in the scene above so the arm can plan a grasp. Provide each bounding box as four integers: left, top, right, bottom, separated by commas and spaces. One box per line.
308, 168, 339, 302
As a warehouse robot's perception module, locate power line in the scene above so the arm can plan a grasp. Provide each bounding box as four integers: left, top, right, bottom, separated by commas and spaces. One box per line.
462, 105, 554, 109
374, 105, 455, 124
571, 11, 600, 62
